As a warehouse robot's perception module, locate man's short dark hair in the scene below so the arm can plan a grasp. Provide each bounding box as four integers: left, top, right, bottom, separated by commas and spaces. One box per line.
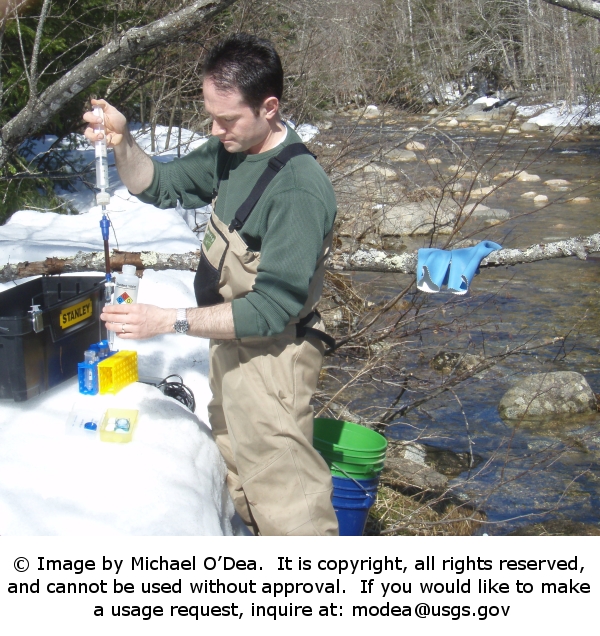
203, 33, 284, 113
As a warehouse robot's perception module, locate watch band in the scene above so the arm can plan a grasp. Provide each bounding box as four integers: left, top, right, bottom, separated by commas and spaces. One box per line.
174, 308, 189, 334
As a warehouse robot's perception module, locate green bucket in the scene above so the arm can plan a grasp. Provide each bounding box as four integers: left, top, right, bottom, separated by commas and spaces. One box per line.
327, 461, 384, 479
314, 418, 387, 479
316, 446, 387, 461
325, 457, 385, 477
314, 418, 387, 454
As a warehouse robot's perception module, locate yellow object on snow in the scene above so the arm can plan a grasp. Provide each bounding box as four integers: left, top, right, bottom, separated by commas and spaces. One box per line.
98, 350, 138, 394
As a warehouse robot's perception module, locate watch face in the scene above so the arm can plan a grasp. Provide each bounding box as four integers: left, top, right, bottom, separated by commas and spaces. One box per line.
174, 320, 189, 334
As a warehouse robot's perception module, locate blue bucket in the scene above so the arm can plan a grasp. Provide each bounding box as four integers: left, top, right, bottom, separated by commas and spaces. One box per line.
333, 475, 379, 494
332, 475, 380, 536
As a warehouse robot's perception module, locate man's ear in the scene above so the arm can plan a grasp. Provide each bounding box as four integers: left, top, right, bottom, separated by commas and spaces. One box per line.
262, 96, 280, 120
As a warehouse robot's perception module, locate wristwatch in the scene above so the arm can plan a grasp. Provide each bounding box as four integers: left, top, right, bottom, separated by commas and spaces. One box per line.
174, 308, 189, 334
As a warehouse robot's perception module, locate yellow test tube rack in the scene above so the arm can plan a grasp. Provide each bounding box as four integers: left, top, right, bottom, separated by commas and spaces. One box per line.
97, 350, 138, 394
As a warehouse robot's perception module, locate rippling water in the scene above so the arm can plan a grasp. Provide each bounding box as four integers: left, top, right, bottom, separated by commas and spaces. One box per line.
330, 120, 600, 533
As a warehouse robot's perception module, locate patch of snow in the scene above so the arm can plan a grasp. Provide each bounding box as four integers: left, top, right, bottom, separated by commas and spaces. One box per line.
473, 96, 500, 108
296, 124, 320, 143
523, 102, 600, 127
0, 208, 201, 264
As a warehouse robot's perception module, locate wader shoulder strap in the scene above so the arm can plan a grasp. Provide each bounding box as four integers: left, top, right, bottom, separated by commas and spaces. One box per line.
228, 143, 315, 232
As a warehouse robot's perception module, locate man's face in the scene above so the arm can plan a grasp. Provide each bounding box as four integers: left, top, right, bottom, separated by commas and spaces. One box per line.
202, 78, 272, 154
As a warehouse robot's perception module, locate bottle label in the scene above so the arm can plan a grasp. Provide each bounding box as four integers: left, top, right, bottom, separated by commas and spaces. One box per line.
114, 283, 138, 305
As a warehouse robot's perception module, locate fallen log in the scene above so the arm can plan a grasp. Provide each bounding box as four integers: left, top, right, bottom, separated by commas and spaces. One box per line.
329, 232, 600, 273
1, 233, 599, 284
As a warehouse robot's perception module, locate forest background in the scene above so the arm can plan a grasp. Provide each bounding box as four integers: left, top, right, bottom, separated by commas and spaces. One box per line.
2, 0, 600, 220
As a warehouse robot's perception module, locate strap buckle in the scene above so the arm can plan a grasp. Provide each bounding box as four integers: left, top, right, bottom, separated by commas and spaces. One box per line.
228, 218, 243, 233
268, 156, 286, 172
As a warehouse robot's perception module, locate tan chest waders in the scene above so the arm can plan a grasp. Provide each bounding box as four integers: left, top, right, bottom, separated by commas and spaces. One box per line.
196, 142, 339, 536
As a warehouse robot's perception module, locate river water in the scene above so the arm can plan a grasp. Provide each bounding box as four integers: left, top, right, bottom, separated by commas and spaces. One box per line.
326, 115, 600, 534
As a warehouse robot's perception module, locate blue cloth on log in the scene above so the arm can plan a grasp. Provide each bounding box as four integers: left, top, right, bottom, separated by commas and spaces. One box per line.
417, 241, 502, 295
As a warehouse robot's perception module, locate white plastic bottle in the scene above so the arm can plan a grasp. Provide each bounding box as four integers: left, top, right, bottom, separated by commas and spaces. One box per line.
113, 264, 139, 306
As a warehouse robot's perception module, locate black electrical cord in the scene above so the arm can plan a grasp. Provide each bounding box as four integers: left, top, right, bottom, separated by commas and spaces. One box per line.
156, 374, 196, 413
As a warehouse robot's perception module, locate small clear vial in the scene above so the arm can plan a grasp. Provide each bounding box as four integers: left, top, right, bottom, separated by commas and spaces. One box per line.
83, 350, 97, 392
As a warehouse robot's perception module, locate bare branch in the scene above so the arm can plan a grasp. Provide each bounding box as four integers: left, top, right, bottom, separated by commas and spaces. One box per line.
541, 0, 600, 20
28, 0, 52, 101
2, 232, 600, 284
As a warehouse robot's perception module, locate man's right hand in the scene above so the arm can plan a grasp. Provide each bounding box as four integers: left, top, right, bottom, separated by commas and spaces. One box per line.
82, 98, 155, 195
83, 99, 128, 148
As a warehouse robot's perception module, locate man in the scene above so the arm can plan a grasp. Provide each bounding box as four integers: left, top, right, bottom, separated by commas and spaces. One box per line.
84, 33, 339, 536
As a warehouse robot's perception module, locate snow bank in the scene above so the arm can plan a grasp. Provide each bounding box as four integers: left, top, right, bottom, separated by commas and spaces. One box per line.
0, 382, 237, 536
0, 265, 246, 535
517, 102, 600, 128
0, 208, 201, 264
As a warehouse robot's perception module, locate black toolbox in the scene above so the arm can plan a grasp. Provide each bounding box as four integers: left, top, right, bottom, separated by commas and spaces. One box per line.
0, 275, 107, 401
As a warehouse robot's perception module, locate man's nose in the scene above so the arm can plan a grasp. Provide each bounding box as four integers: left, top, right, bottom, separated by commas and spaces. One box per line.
211, 120, 225, 136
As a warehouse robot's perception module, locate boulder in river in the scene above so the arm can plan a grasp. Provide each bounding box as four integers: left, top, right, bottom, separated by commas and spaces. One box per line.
494, 170, 518, 180
364, 105, 381, 119
384, 440, 482, 488
569, 196, 591, 204
465, 106, 516, 122
517, 171, 541, 182
430, 351, 484, 374
382, 457, 448, 492
374, 200, 458, 236
544, 179, 571, 187
471, 207, 510, 222
363, 164, 398, 181
498, 371, 598, 421
460, 103, 486, 118
521, 122, 540, 132
469, 186, 494, 196
387, 148, 417, 162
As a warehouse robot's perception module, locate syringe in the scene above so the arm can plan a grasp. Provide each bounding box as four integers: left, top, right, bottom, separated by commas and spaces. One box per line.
93, 106, 110, 209
93, 106, 115, 347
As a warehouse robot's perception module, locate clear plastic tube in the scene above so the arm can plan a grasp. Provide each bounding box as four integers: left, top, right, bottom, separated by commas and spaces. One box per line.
83, 350, 97, 392
93, 106, 109, 193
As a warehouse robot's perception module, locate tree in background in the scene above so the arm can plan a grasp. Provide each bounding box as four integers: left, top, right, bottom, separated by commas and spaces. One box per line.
0, 0, 236, 221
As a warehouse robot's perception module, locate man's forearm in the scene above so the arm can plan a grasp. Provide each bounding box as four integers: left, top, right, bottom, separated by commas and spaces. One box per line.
187, 303, 236, 339
101, 301, 237, 341
137, 303, 237, 339
113, 129, 155, 194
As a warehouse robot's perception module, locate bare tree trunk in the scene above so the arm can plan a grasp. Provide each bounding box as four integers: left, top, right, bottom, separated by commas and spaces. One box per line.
140, 87, 146, 134
562, 8, 576, 106
166, 51, 184, 152
150, 81, 157, 154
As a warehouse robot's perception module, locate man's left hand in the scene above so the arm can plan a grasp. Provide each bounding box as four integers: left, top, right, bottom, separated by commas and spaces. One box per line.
101, 303, 176, 339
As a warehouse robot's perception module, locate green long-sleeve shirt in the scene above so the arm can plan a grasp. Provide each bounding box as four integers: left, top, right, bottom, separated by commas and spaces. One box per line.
136, 125, 337, 338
